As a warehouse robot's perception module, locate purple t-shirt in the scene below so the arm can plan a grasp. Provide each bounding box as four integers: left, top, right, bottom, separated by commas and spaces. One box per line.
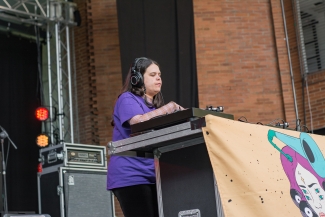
107, 92, 156, 190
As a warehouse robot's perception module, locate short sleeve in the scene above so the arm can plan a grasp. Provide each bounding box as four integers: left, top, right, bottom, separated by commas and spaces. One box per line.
116, 94, 145, 127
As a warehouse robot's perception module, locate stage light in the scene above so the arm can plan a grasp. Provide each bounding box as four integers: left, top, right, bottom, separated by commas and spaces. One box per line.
35, 107, 49, 121
36, 134, 50, 147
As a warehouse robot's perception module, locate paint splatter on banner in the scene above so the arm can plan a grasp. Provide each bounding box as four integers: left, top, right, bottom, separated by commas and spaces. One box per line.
202, 115, 325, 217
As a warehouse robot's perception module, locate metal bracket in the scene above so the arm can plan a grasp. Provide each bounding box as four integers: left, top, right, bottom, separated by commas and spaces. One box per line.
38, 155, 45, 165
178, 209, 201, 217
153, 149, 161, 159
206, 105, 224, 112
57, 186, 63, 196
107, 141, 115, 155
57, 151, 64, 160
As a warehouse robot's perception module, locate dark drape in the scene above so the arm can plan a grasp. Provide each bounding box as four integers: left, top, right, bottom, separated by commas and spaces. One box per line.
0, 34, 41, 212
117, 0, 198, 108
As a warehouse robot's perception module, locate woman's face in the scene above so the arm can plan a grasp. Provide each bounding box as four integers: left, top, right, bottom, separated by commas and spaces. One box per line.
143, 63, 162, 98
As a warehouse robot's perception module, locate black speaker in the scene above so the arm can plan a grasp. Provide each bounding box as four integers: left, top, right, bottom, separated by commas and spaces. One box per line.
38, 167, 114, 217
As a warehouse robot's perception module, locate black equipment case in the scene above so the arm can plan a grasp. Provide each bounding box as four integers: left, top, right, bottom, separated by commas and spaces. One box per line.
108, 113, 233, 217
38, 143, 113, 217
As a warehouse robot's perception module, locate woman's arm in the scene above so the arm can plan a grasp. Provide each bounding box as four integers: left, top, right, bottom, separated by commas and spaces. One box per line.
129, 101, 184, 125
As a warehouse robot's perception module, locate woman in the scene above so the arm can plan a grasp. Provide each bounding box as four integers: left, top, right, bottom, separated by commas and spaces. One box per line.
107, 57, 184, 217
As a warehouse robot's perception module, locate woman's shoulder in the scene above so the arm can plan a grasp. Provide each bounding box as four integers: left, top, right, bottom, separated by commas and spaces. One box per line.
119, 91, 138, 99
118, 91, 143, 103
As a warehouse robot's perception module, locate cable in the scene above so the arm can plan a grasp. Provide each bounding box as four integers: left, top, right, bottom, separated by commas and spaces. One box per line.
34, 24, 49, 135
302, 125, 309, 133
237, 117, 292, 130
238, 116, 248, 122
34, 24, 44, 104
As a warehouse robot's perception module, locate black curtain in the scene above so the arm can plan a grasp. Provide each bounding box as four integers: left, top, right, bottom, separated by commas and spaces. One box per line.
0, 34, 41, 212
117, 0, 198, 108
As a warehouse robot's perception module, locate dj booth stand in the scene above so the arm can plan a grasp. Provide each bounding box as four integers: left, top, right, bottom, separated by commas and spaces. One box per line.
108, 118, 228, 217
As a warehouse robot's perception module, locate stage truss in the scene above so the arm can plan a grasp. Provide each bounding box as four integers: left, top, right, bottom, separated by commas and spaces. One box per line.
0, 0, 78, 144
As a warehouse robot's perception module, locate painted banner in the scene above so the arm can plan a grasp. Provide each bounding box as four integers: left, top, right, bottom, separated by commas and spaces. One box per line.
202, 114, 325, 217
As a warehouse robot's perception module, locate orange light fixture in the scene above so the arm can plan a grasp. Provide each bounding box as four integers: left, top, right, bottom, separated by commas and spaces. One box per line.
36, 134, 49, 147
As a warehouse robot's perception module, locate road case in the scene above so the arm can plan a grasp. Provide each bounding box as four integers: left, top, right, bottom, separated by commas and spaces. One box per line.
37, 167, 114, 217
108, 119, 224, 217
39, 143, 107, 171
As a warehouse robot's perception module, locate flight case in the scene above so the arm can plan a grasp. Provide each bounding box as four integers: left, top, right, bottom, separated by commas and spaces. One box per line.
108, 120, 225, 217
38, 143, 113, 217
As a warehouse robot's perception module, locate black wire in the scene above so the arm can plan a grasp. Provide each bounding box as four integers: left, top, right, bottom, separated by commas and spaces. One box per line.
34, 25, 44, 104
302, 125, 309, 133
238, 116, 248, 122
34, 25, 49, 135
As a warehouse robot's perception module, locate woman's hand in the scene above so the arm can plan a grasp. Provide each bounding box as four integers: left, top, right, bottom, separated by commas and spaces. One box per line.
169, 101, 185, 111
129, 101, 186, 125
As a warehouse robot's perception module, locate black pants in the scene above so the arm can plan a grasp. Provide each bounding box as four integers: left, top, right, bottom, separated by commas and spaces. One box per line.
112, 184, 159, 217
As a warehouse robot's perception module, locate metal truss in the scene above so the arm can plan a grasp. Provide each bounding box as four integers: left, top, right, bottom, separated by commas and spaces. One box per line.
0, 0, 78, 145
0, 0, 76, 26
46, 19, 75, 144
0, 0, 47, 26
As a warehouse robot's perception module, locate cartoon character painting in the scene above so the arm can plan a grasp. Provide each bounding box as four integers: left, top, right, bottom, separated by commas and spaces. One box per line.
268, 130, 325, 217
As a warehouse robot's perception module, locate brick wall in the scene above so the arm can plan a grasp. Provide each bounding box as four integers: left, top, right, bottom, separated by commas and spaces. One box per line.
74, 0, 93, 144
72, 0, 325, 216
74, 0, 123, 215
193, 0, 325, 130
270, 0, 325, 131
193, 0, 285, 124
270, 0, 300, 125
74, 0, 122, 145
304, 71, 325, 131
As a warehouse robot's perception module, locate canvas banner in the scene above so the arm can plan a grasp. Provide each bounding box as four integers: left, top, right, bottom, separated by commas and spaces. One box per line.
202, 114, 325, 217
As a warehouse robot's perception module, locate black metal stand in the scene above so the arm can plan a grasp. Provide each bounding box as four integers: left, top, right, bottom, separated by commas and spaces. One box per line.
0, 126, 17, 215
0, 138, 8, 214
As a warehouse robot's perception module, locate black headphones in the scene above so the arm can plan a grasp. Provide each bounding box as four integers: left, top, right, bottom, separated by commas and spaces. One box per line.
130, 57, 147, 88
